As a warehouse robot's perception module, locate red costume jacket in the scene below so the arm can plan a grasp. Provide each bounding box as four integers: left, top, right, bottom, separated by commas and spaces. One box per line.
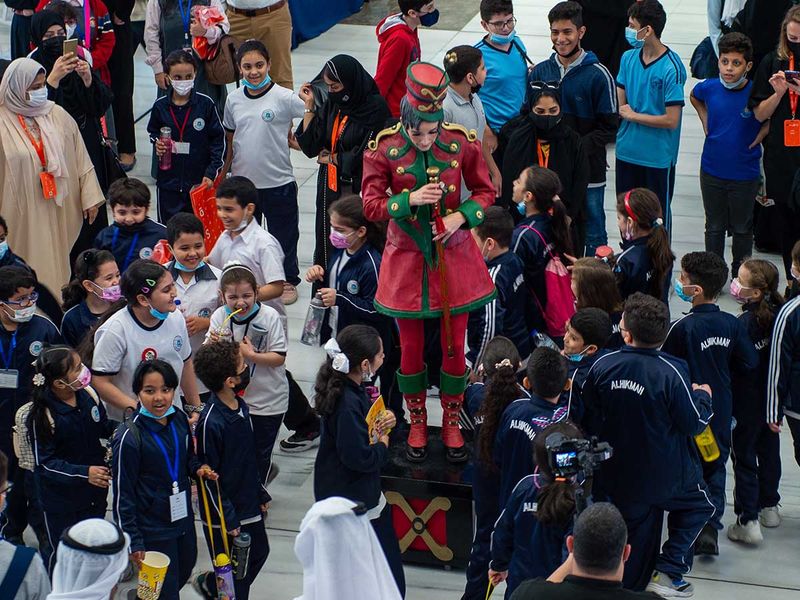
362, 123, 496, 319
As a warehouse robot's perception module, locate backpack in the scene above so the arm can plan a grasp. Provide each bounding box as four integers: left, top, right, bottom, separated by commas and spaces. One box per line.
521, 226, 576, 338
204, 35, 243, 86
13, 386, 101, 471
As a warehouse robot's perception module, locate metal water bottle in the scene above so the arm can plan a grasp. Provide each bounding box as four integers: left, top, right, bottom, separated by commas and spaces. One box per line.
232, 532, 251, 580
300, 292, 326, 346
159, 127, 173, 171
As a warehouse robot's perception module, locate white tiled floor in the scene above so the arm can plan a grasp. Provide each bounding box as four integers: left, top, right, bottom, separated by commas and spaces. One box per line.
4, 0, 800, 597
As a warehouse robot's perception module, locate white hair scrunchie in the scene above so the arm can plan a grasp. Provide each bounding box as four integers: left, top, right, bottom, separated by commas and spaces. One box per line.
324, 339, 350, 374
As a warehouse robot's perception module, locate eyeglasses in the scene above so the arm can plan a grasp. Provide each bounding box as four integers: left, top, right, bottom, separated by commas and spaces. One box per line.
5, 292, 39, 307
0, 481, 13, 495
487, 16, 516, 30
529, 80, 560, 92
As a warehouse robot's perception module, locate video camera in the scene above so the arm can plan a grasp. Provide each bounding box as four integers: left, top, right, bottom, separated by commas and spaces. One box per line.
546, 435, 613, 479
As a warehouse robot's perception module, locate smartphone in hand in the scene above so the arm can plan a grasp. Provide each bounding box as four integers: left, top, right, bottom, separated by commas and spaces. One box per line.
785, 70, 800, 84
62, 38, 78, 57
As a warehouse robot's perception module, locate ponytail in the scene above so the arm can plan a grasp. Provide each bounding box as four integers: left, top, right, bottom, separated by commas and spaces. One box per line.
741, 259, 786, 334
61, 249, 117, 311
28, 345, 76, 446
475, 337, 522, 469
523, 166, 573, 256
532, 421, 587, 526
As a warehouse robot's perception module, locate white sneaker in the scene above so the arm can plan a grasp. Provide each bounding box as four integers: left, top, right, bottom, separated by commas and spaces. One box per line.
645, 571, 694, 598
727, 519, 763, 545
759, 506, 781, 528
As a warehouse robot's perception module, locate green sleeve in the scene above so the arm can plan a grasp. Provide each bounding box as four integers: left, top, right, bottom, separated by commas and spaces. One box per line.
457, 199, 486, 229
387, 190, 413, 220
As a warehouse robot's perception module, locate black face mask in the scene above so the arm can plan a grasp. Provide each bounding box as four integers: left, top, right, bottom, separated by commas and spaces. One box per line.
419, 9, 440, 27
41, 35, 66, 59
233, 366, 251, 396
115, 221, 144, 234
328, 89, 351, 105
790, 41, 800, 58
553, 43, 581, 59
530, 113, 561, 133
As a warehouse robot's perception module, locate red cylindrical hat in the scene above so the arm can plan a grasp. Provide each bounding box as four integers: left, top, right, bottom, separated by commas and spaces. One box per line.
404, 61, 450, 122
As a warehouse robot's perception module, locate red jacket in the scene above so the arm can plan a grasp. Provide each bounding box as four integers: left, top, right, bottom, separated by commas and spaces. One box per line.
35, 0, 115, 85
362, 124, 496, 318
374, 14, 420, 118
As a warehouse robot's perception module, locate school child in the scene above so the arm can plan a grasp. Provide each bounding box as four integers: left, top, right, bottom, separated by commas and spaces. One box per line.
494, 347, 570, 508
147, 49, 225, 224
112, 359, 216, 600
312, 324, 404, 596
90, 259, 202, 422
661, 251, 758, 555
93, 178, 167, 273
562, 307, 612, 421
468, 206, 530, 370
27, 345, 115, 573
571, 258, 624, 349
728, 259, 785, 544
461, 336, 525, 600
60, 249, 120, 349
192, 340, 269, 600
206, 264, 287, 505
511, 166, 573, 333
613, 188, 675, 303
165, 213, 221, 398
489, 421, 587, 598
0, 266, 62, 544
615, 0, 686, 236
787, 240, 800, 300
222, 40, 305, 302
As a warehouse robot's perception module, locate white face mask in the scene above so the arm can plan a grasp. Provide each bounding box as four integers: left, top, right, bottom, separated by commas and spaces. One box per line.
27, 88, 49, 107
66, 23, 77, 38
171, 79, 195, 96
3, 303, 36, 323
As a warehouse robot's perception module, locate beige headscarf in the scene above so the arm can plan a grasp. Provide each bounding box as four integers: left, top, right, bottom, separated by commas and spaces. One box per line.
0, 57, 65, 178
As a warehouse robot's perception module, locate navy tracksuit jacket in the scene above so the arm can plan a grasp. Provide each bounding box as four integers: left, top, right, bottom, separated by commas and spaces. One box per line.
564, 351, 606, 423
93, 219, 167, 273
512, 213, 553, 332
613, 235, 672, 303
661, 304, 758, 528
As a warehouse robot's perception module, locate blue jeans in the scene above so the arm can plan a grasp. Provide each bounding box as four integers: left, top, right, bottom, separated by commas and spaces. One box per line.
584, 185, 608, 256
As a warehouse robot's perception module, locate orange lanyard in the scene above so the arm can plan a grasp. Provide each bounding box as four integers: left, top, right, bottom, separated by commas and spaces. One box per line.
536, 140, 550, 169
326, 111, 349, 192
791, 55, 798, 119
17, 115, 46, 171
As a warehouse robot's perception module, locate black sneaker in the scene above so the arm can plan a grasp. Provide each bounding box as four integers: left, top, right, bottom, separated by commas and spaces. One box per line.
693, 523, 719, 556
279, 430, 320, 453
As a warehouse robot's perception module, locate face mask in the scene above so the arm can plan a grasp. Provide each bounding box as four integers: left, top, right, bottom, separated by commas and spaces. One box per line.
66, 23, 77, 38
517, 200, 527, 216
115, 221, 144, 234
480, 239, 490, 262
173, 260, 206, 273
0, 241, 8, 260
419, 9, 440, 27
27, 87, 49, 107
328, 89, 351, 104
361, 365, 374, 382
147, 301, 170, 321
226, 303, 259, 321
673, 279, 695, 303
789, 41, 800, 57
490, 30, 515, 45
623, 222, 633, 241
92, 282, 122, 302
138, 404, 176, 419
242, 74, 271, 90
470, 81, 482, 94
329, 230, 354, 249
63, 364, 92, 391
41, 35, 65, 58
729, 278, 752, 304
233, 216, 251, 232
3, 303, 36, 323
233, 367, 251, 396
565, 348, 587, 363
554, 43, 580, 59
531, 113, 561, 132
171, 79, 194, 96
625, 26, 645, 48
719, 74, 747, 90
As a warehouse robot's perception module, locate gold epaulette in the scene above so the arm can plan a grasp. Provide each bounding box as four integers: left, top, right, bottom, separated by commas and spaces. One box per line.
367, 122, 403, 151
442, 122, 478, 143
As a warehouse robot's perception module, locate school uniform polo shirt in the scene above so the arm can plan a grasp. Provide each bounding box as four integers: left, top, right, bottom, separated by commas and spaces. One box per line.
476, 36, 529, 132
616, 47, 686, 169
443, 87, 487, 140
91, 307, 192, 421
61, 300, 101, 348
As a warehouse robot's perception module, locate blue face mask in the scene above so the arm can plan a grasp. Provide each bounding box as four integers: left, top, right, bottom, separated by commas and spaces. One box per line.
490, 30, 515, 45
419, 9, 439, 27
174, 260, 206, 273
565, 349, 586, 363
224, 303, 260, 321
138, 404, 176, 419
242, 74, 271, 90
148, 302, 171, 321
517, 201, 527, 216
625, 26, 645, 48
719, 74, 748, 90
0, 241, 7, 260
673, 279, 695, 303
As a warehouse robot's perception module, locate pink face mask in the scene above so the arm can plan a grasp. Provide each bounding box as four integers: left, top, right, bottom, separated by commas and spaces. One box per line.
93, 282, 122, 302
729, 278, 750, 305
329, 230, 354, 249
64, 364, 92, 390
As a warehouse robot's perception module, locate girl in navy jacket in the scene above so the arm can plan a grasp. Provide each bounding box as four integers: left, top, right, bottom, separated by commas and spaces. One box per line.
489, 421, 586, 597
111, 359, 216, 600
29, 345, 115, 573
146, 49, 225, 223
312, 324, 405, 597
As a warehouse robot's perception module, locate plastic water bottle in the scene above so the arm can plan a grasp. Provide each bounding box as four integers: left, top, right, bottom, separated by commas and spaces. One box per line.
694, 425, 721, 462
159, 127, 173, 171
300, 293, 326, 346
232, 532, 251, 580
532, 330, 559, 350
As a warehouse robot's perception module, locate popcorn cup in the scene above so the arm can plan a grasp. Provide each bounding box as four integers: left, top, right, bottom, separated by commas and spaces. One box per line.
137, 551, 170, 599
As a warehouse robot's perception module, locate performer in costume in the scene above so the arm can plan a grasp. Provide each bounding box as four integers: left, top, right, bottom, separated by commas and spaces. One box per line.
362, 62, 496, 463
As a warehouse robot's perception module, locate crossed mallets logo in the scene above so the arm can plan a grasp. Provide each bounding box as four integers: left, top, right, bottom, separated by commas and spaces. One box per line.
385, 492, 454, 562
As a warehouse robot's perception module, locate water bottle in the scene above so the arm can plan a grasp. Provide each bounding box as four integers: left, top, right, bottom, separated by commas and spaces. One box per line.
232, 532, 251, 580
248, 323, 268, 353
532, 330, 559, 350
300, 293, 326, 346
594, 245, 614, 264
159, 127, 173, 171
213, 553, 236, 599
694, 425, 721, 462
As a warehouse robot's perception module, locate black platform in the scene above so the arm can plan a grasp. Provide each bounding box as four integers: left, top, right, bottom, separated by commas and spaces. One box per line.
380, 427, 474, 570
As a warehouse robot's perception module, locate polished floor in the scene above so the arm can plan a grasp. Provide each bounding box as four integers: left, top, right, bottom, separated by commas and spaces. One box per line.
2, 0, 800, 597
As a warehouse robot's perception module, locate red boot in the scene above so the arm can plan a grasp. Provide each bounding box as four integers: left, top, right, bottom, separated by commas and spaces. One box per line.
396, 368, 429, 462
440, 370, 468, 463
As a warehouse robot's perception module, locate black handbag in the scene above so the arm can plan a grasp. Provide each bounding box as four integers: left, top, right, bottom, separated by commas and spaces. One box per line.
690, 37, 719, 80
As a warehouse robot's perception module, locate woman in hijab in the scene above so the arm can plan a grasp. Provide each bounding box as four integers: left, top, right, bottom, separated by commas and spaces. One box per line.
0, 58, 105, 296
296, 54, 391, 282
30, 9, 114, 265
499, 81, 589, 252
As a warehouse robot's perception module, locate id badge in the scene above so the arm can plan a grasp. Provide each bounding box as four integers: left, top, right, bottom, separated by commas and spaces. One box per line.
0, 370, 18, 389
786, 120, 800, 147
169, 490, 188, 522
173, 142, 190, 155
39, 172, 57, 200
